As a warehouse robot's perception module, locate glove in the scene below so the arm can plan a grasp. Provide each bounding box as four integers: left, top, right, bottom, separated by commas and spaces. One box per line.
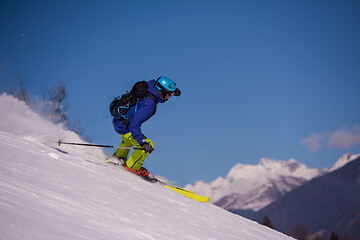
140, 142, 154, 154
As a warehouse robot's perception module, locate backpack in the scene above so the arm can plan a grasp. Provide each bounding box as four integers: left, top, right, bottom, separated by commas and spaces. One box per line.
109, 81, 156, 126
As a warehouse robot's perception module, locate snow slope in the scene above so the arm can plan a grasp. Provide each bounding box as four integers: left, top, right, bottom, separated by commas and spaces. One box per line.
0, 94, 293, 240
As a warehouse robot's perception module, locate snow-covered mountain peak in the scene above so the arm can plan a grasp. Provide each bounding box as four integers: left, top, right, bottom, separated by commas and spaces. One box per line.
186, 152, 360, 212
226, 162, 253, 180
227, 158, 321, 182
187, 153, 360, 212
258, 158, 297, 172
186, 158, 323, 210
330, 152, 360, 171
259, 157, 279, 166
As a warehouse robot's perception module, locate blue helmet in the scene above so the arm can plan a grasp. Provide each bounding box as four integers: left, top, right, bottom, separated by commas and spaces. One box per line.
156, 76, 176, 101
156, 76, 176, 92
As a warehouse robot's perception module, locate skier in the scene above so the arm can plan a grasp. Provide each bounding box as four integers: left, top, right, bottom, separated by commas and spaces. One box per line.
111, 77, 181, 180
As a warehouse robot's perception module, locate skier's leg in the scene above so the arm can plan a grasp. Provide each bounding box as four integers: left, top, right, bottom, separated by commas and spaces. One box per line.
124, 133, 154, 170
114, 135, 133, 159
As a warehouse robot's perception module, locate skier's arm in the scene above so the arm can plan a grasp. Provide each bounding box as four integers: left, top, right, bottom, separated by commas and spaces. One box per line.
128, 100, 156, 145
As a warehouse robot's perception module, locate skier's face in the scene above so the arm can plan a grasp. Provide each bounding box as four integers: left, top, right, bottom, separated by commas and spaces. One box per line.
164, 93, 171, 101
163, 89, 175, 101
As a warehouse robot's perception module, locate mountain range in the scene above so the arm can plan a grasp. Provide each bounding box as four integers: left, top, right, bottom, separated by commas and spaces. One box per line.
250, 156, 360, 239
185, 153, 360, 211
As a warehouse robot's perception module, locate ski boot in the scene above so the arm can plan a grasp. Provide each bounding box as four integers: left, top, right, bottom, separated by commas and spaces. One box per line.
125, 165, 157, 182
108, 153, 126, 167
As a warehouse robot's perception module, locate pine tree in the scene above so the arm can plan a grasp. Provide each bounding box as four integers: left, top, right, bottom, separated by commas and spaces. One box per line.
330, 232, 339, 240
339, 234, 352, 240
261, 216, 274, 229
313, 235, 324, 240
289, 224, 308, 240
46, 82, 68, 125
9, 75, 29, 103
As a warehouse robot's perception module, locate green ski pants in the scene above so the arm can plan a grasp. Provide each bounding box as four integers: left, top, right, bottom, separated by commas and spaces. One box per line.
115, 132, 154, 170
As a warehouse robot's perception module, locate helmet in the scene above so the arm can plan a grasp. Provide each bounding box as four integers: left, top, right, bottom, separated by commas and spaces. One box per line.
156, 76, 176, 101
156, 76, 176, 92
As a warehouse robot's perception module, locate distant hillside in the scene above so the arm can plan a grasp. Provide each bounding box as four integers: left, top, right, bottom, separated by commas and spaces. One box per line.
250, 157, 360, 239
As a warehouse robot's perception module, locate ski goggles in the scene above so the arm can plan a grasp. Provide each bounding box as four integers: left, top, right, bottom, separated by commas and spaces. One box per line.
165, 88, 181, 97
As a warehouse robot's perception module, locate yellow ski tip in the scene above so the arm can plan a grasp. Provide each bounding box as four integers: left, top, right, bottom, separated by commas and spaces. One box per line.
164, 185, 210, 203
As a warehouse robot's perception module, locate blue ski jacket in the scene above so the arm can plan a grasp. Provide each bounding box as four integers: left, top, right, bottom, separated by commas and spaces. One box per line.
112, 80, 165, 145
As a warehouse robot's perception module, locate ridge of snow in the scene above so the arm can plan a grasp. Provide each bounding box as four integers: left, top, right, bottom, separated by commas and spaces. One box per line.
330, 152, 360, 171
0, 94, 293, 240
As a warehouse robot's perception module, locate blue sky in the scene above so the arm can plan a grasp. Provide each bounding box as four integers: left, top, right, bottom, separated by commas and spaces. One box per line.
1, 0, 360, 186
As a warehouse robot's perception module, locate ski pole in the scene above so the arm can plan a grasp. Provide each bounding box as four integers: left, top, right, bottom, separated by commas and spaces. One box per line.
56, 140, 142, 150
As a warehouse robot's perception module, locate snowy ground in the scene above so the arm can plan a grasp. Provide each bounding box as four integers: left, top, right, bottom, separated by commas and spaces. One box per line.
0, 94, 293, 240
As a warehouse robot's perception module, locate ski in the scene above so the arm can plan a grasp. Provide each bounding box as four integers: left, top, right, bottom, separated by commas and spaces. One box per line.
161, 184, 210, 203
105, 160, 210, 203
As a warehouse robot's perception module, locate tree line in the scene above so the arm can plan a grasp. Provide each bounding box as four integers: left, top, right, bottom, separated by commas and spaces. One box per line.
261, 216, 353, 240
